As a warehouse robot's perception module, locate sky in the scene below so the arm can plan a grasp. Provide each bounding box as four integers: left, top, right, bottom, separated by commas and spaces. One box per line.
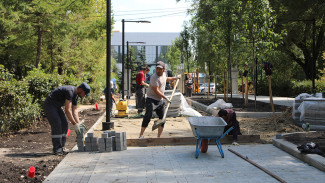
111, 0, 193, 33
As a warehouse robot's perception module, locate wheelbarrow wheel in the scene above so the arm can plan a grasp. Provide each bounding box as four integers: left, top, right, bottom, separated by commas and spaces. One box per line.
200, 139, 208, 153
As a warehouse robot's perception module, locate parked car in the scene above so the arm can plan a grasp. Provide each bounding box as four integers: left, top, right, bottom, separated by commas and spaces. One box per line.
199, 83, 216, 93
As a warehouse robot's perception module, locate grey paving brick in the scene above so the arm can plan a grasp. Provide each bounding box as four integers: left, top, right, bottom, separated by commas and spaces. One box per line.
85, 137, 91, 143
101, 133, 108, 139
87, 132, 94, 138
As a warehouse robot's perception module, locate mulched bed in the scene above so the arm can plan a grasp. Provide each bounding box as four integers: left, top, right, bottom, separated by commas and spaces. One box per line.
0, 107, 105, 183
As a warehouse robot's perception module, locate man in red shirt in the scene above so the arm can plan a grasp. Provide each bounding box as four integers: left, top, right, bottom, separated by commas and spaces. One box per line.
136, 66, 150, 115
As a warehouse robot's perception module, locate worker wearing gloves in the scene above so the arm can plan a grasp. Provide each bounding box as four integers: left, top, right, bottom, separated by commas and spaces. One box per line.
135, 65, 150, 115
139, 61, 179, 138
217, 109, 242, 145
43, 82, 90, 155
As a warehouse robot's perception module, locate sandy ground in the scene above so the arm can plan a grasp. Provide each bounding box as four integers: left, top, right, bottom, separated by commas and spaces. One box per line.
93, 116, 194, 139
92, 98, 303, 143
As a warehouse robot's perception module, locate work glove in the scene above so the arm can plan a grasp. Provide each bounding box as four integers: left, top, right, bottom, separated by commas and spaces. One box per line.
144, 83, 149, 88
176, 74, 181, 79
74, 123, 81, 135
80, 123, 87, 131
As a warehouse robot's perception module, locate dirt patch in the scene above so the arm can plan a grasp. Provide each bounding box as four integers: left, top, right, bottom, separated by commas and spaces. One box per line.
192, 97, 288, 112
0, 106, 105, 183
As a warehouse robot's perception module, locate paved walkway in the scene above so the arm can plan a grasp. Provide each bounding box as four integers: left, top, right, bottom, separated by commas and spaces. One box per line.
45, 94, 322, 183
45, 144, 324, 183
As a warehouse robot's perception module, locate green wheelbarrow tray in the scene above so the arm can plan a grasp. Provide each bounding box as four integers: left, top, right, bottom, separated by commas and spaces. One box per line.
187, 116, 234, 159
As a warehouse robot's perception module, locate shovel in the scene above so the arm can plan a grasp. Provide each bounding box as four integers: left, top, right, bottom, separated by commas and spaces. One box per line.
152, 77, 180, 131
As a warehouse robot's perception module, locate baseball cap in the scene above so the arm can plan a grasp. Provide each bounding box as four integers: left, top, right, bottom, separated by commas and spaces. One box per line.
156, 61, 165, 68
79, 82, 91, 96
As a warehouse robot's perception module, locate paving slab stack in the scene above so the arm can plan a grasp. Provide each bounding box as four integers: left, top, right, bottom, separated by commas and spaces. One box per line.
164, 90, 182, 117
292, 93, 325, 130
292, 93, 314, 126
298, 98, 325, 131
77, 130, 127, 152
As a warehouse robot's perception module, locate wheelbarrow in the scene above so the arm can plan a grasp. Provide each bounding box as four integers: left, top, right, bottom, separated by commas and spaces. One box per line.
187, 116, 233, 159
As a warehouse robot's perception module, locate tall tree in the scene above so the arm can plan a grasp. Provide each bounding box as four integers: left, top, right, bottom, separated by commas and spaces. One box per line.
270, 0, 325, 80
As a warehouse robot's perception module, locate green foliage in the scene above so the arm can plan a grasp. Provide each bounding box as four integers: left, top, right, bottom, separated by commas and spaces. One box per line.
0, 73, 40, 133
167, 38, 182, 75
24, 68, 63, 106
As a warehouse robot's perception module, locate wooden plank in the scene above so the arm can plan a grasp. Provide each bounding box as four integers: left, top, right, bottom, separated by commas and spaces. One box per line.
127, 135, 260, 147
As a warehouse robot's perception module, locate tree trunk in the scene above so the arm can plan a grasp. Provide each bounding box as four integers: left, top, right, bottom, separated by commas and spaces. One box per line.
36, 25, 42, 68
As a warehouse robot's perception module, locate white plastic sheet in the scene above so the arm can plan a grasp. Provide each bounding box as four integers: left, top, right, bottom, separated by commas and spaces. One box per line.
207, 99, 233, 110
180, 94, 202, 117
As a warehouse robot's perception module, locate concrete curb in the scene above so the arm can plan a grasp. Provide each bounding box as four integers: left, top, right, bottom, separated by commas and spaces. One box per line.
186, 98, 282, 118
272, 135, 325, 172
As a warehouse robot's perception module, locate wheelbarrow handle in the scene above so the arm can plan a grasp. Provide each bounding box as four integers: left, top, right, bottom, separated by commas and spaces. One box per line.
219, 126, 234, 139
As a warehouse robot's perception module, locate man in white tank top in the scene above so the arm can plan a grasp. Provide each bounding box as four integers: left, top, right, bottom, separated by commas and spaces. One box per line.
139, 61, 179, 138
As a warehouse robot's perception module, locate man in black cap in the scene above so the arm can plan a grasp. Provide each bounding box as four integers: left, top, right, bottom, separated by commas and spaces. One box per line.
139, 61, 179, 138
43, 82, 90, 155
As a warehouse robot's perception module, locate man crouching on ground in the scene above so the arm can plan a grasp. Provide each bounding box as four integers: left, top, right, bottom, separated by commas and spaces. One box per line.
217, 109, 242, 145
139, 61, 179, 138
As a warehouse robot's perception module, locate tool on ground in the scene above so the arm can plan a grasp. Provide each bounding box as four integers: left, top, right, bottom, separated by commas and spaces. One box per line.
28, 166, 35, 178
187, 116, 233, 158
228, 149, 287, 183
152, 77, 180, 131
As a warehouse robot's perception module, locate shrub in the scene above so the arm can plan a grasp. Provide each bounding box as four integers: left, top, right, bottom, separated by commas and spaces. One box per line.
24, 69, 63, 106
0, 79, 40, 133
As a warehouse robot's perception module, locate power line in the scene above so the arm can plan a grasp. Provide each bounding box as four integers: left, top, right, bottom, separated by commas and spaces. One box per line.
115, 11, 188, 21
114, 7, 189, 13
114, 9, 188, 16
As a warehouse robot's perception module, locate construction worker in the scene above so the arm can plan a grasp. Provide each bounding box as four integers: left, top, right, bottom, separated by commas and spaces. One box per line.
217, 109, 241, 145
104, 81, 116, 117
139, 61, 179, 138
43, 82, 90, 155
135, 65, 150, 115
185, 73, 193, 97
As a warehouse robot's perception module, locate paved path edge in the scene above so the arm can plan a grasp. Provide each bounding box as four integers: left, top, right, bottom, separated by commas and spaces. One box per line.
272, 136, 325, 172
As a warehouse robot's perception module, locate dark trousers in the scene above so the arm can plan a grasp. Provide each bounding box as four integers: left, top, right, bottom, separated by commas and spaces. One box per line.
44, 98, 68, 153
136, 86, 146, 113
141, 98, 165, 128
224, 120, 241, 141
185, 87, 192, 97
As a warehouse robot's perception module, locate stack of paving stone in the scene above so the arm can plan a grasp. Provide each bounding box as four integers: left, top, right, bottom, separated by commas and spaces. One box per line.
292, 93, 313, 125
78, 130, 127, 152
163, 90, 182, 117
76, 127, 86, 152
298, 98, 325, 130
85, 133, 98, 151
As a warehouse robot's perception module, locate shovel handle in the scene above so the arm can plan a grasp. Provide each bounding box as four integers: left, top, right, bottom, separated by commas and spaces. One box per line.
161, 78, 180, 121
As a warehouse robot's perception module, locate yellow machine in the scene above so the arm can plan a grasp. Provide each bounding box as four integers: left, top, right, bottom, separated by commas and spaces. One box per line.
116, 100, 128, 117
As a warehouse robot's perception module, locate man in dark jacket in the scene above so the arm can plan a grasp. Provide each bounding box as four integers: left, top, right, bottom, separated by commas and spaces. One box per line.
43, 82, 90, 155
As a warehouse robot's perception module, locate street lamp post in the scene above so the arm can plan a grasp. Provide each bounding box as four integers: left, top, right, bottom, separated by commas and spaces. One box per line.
102, 0, 113, 130
126, 41, 145, 99
121, 19, 150, 100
